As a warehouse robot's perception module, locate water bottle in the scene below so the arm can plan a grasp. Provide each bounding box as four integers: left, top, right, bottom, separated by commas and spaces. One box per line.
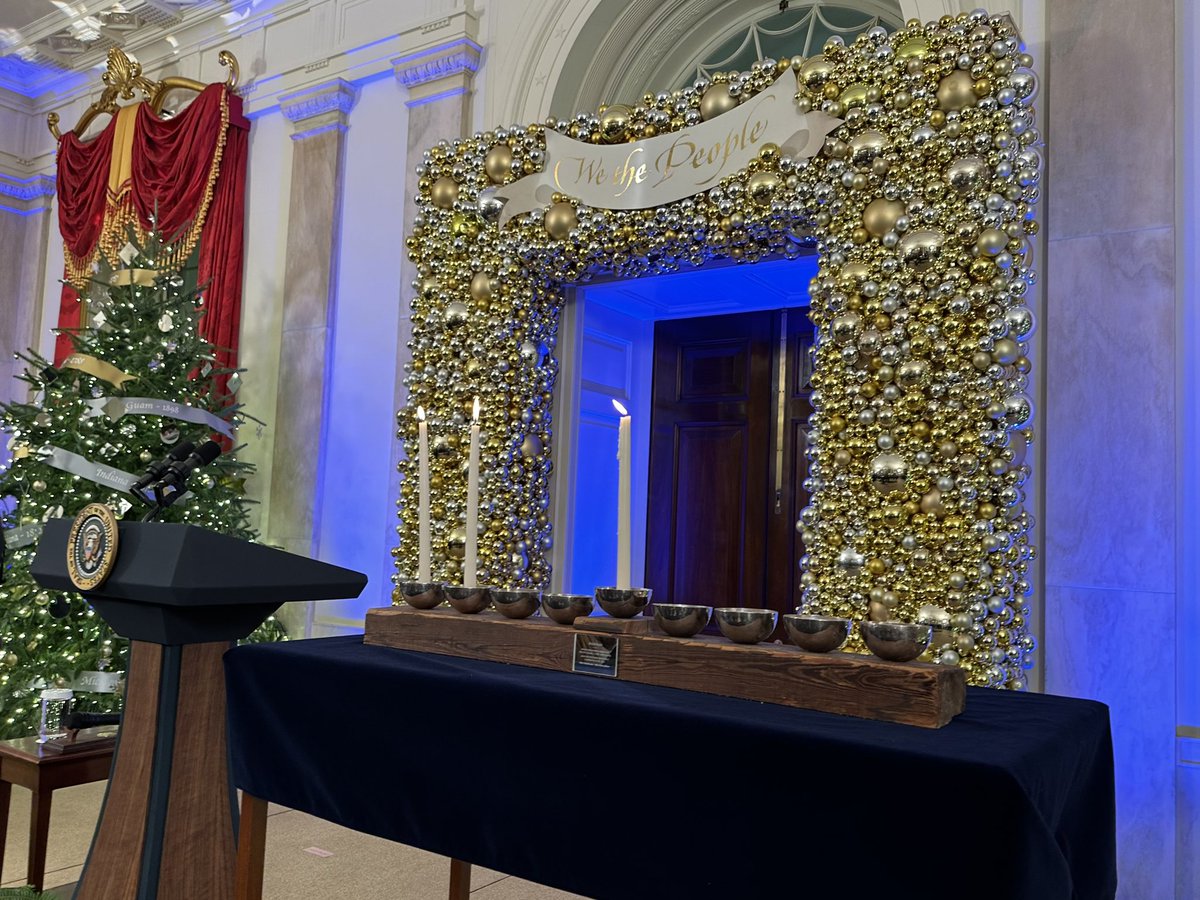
38, 689, 73, 743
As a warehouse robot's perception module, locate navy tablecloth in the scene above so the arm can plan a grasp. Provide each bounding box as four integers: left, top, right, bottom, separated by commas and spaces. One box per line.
224, 636, 1116, 900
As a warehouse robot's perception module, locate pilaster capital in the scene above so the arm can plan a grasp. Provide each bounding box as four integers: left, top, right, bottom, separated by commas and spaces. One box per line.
392, 11, 482, 106
279, 79, 359, 141
0, 171, 55, 214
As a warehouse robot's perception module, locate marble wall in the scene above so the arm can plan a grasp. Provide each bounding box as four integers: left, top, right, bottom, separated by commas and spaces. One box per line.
0, 205, 51, 406
1043, 0, 1186, 895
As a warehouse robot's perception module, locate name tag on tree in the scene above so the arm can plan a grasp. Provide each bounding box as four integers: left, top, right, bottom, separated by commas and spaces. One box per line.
74, 671, 122, 694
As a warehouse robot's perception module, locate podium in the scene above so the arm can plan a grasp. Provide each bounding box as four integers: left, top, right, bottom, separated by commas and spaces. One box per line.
31, 519, 367, 900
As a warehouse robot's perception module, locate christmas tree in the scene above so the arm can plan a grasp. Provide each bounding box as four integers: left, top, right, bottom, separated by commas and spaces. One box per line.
0, 234, 285, 739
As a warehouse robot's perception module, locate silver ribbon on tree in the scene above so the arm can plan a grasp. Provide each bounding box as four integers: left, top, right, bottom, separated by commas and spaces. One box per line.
84, 397, 235, 439
496, 71, 841, 226
39, 446, 190, 502
3, 522, 43, 549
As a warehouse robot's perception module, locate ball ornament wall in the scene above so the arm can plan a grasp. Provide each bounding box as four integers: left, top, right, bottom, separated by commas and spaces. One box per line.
396, 12, 1041, 688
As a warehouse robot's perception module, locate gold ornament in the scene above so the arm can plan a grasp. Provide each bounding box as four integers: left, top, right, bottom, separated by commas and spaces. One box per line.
470, 272, 494, 302
448, 526, 466, 560
445, 301, 469, 327
946, 156, 988, 193
847, 131, 887, 167
976, 228, 1009, 256
799, 57, 833, 89
521, 434, 543, 458
430, 177, 459, 209
895, 35, 929, 59
862, 199, 905, 237
699, 84, 737, 120
485, 145, 514, 183
838, 83, 868, 108
544, 202, 578, 240
897, 230, 945, 270
936, 71, 977, 112
598, 104, 632, 142
919, 489, 946, 518
870, 453, 908, 493
747, 172, 780, 205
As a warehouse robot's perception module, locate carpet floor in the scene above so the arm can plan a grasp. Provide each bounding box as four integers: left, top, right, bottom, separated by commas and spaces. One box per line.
1, 781, 585, 898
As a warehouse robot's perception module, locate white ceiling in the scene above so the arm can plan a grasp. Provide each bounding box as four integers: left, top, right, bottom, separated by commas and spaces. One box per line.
0, 0, 230, 97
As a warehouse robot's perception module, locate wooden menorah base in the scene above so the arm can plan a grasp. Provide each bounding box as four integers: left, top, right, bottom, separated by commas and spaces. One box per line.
364, 607, 966, 728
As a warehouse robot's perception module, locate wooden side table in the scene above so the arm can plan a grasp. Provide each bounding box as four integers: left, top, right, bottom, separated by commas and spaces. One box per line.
0, 730, 115, 891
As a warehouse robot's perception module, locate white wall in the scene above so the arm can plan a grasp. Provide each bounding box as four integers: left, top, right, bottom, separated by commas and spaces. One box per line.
317, 72, 408, 621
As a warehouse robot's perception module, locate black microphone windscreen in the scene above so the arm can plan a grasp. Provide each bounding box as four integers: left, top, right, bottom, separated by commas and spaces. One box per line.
168, 441, 196, 462
195, 441, 222, 465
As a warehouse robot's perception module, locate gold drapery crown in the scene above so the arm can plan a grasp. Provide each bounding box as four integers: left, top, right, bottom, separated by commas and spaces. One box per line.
48, 47, 239, 140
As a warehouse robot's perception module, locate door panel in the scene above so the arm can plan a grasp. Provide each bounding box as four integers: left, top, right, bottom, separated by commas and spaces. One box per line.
647, 308, 812, 616
646, 311, 774, 610
671, 424, 748, 603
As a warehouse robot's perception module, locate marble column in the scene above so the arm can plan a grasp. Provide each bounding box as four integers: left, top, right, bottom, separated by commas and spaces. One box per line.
268, 80, 359, 617
385, 14, 482, 591
1042, 0, 1179, 895
0, 174, 54, 405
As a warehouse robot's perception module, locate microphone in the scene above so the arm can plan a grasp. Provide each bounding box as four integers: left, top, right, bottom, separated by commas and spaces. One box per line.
152, 440, 222, 507
130, 442, 196, 502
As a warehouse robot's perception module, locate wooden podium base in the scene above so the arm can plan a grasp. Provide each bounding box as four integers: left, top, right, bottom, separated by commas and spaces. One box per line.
76, 640, 236, 900
365, 607, 965, 728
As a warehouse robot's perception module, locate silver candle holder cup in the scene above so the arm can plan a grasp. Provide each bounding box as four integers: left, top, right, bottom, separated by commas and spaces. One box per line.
444, 585, 493, 615
782, 614, 851, 653
491, 588, 542, 619
652, 603, 712, 637
859, 620, 933, 662
397, 581, 445, 610
714, 607, 778, 644
595, 587, 653, 618
541, 593, 594, 624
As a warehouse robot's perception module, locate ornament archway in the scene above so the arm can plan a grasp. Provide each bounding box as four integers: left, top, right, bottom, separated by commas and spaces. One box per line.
399, 13, 1042, 688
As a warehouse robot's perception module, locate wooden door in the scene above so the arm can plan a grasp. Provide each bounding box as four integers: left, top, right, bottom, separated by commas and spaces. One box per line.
645, 308, 812, 616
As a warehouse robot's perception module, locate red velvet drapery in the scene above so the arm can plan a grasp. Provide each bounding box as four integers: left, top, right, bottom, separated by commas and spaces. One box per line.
54, 83, 249, 399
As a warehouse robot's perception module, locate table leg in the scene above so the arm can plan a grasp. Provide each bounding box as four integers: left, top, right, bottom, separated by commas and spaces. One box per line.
27, 787, 51, 892
0, 779, 10, 885
448, 858, 471, 900
234, 792, 268, 900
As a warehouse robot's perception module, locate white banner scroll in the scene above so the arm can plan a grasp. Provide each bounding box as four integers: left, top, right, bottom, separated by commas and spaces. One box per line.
496, 71, 841, 226
84, 397, 236, 440
40, 445, 194, 502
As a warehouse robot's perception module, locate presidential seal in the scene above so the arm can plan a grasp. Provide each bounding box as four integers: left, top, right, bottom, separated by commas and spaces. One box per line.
67, 503, 120, 591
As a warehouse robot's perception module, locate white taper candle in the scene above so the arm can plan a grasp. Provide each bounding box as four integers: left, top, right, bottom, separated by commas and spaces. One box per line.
465, 397, 481, 587
417, 406, 431, 582
613, 398, 632, 590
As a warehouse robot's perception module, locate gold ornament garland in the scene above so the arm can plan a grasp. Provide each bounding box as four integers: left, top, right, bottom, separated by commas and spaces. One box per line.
397, 13, 1041, 689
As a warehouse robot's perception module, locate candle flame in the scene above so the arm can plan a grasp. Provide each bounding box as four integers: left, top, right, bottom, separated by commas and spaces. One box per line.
472, 396, 480, 422
612, 399, 629, 417
416, 406, 426, 422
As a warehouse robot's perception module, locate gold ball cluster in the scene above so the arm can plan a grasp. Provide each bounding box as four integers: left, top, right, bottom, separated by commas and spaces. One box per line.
396, 12, 1041, 689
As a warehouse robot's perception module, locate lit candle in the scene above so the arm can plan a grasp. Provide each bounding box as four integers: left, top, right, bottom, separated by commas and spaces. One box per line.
417, 406, 431, 582
613, 398, 632, 590
465, 397, 481, 587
